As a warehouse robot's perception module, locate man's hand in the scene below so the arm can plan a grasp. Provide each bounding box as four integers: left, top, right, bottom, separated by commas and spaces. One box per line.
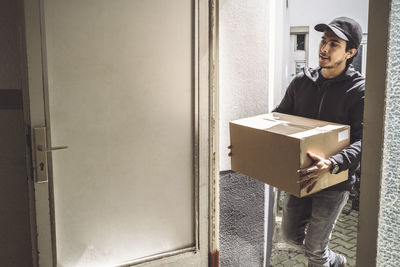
227, 145, 232, 157
296, 152, 332, 192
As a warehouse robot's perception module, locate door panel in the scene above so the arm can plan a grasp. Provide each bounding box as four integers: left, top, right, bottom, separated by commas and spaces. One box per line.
24, 0, 211, 266
43, 1, 194, 265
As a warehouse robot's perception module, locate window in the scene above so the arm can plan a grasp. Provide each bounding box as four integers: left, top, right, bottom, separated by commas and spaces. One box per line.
296, 34, 305, 50
353, 34, 368, 75
295, 61, 306, 74
353, 45, 363, 73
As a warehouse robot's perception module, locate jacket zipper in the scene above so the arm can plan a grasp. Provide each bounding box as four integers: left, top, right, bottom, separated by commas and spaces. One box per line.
317, 83, 329, 119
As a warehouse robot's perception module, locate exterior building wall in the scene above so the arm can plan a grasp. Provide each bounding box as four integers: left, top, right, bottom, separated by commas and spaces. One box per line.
376, 0, 400, 265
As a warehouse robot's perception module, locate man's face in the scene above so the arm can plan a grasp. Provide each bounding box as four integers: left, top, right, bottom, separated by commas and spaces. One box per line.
318, 30, 350, 70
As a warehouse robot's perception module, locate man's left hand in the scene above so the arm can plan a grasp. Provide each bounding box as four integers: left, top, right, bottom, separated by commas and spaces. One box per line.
296, 152, 332, 192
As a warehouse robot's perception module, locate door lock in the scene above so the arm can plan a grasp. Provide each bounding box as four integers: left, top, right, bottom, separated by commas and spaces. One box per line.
33, 127, 68, 183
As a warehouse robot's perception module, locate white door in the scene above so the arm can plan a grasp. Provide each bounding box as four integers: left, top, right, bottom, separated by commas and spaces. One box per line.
24, 0, 212, 266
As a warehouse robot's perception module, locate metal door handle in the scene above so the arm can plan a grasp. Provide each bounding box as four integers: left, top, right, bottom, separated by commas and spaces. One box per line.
37, 145, 68, 152
33, 127, 69, 183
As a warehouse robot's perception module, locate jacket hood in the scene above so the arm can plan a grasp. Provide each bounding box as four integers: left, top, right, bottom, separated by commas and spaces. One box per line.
303, 64, 360, 83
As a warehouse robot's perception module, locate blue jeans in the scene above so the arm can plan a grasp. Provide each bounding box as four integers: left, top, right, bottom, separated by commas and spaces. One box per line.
281, 190, 350, 267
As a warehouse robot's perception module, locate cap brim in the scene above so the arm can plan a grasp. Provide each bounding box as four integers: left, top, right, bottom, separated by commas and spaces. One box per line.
314, 23, 349, 41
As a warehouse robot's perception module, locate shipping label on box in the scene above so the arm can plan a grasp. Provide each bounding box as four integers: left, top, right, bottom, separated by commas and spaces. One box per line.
229, 112, 350, 197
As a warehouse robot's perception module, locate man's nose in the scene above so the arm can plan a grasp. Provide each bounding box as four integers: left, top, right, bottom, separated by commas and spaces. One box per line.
320, 43, 328, 53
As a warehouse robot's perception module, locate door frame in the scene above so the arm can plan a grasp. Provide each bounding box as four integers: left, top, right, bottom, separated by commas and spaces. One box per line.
23, 0, 219, 266
356, 0, 391, 266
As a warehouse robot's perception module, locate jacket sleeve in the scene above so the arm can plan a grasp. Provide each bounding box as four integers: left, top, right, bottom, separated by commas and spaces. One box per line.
330, 88, 365, 172
272, 77, 296, 114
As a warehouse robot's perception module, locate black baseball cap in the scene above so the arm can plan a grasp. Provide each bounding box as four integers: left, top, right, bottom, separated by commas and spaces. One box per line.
314, 17, 362, 48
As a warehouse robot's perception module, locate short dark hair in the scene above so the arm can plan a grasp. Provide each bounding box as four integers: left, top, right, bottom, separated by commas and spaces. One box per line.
346, 41, 358, 65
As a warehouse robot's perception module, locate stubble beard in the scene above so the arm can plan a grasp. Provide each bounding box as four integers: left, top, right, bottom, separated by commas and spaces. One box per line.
320, 56, 346, 69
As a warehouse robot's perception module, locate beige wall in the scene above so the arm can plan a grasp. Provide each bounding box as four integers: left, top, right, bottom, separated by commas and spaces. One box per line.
0, 0, 34, 266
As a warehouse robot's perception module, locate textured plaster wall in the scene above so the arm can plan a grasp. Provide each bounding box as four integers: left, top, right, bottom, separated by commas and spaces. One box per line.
376, 0, 400, 265
219, 1, 270, 266
219, 0, 268, 171
219, 171, 265, 267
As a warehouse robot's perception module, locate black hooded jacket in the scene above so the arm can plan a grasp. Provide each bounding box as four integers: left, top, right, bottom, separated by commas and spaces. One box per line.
274, 65, 365, 191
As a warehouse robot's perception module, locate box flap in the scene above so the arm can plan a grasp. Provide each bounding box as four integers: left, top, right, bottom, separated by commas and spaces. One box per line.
230, 114, 287, 130
289, 125, 344, 139
230, 112, 348, 139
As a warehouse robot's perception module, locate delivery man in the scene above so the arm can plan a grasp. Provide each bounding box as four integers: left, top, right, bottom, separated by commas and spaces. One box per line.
229, 17, 364, 267
275, 17, 364, 267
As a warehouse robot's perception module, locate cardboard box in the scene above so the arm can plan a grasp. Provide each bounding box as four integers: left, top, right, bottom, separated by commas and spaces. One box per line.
229, 112, 350, 197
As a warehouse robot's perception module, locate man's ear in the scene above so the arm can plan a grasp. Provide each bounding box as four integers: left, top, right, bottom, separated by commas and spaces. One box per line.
346, 48, 358, 59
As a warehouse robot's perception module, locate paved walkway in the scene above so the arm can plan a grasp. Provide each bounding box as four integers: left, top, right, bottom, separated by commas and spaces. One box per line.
269, 193, 358, 267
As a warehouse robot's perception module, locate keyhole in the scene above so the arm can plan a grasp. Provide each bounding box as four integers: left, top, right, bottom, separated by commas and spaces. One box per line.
40, 162, 45, 171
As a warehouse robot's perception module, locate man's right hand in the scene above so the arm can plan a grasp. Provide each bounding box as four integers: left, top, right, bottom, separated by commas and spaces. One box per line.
227, 145, 232, 157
